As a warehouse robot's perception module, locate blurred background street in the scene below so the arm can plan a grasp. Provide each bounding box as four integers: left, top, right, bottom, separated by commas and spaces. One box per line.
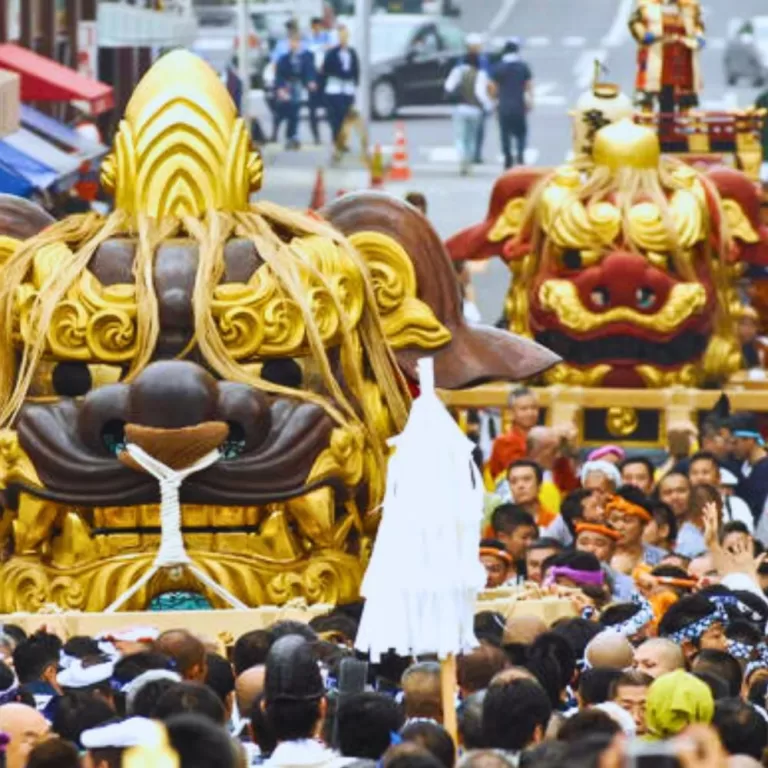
237, 0, 768, 323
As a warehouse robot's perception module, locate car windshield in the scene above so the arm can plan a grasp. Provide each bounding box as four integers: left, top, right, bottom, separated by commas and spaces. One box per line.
371, 22, 419, 61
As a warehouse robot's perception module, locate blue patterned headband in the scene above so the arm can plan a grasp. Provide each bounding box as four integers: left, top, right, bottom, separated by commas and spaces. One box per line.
667, 604, 727, 644
613, 594, 655, 638
712, 594, 766, 626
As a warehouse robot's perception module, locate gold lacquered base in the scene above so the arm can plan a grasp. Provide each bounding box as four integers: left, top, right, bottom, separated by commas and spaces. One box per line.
0, 548, 364, 613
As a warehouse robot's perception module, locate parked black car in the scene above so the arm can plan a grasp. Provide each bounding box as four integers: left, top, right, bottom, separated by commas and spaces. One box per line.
367, 15, 467, 119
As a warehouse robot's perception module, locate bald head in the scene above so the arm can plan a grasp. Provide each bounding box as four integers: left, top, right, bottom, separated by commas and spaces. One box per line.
236, 664, 265, 715
0, 703, 49, 768
503, 615, 547, 646
156, 629, 207, 682
728, 758, 763, 768
585, 631, 634, 670
633, 638, 686, 679
402, 662, 442, 722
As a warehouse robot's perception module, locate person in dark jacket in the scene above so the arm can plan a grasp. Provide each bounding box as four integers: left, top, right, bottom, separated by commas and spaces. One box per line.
492, 38, 533, 168
323, 24, 360, 148
275, 33, 318, 150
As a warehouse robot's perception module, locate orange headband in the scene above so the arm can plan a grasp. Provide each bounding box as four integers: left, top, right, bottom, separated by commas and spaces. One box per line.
606, 495, 652, 523
575, 522, 621, 542
479, 547, 512, 564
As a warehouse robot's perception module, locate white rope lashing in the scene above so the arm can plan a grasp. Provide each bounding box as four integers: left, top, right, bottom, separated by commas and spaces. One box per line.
104, 443, 248, 612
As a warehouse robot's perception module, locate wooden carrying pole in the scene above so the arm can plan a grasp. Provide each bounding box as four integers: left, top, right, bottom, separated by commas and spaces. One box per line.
441, 654, 459, 745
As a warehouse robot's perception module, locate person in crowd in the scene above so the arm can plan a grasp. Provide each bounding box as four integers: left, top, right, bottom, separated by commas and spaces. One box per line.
619, 457, 655, 496
323, 24, 360, 154
691, 649, 743, 698
607, 486, 666, 573
736, 306, 768, 369
233, 630, 270, 678
574, 522, 633, 600
490, 504, 538, 574
656, 471, 692, 523
465, 33, 492, 165
524, 538, 563, 584
482, 678, 551, 760
152, 681, 227, 725
401, 662, 442, 724
306, 17, 334, 145
444, 44, 494, 175
12, 632, 62, 717
488, 388, 540, 480
545, 488, 602, 547
274, 32, 317, 150
479, 539, 515, 588
51, 692, 114, 749
492, 38, 532, 169
155, 630, 207, 683
26, 738, 80, 768
609, 670, 652, 736
165, 713, 238, 768
658, 593, 728, 661
336, 692, 403, 761
457, 646, 509, 697
643, 501, 678, 553
644, 670, 715, 740
506, 461, 556, 528
676, 484, 719, 558
401, 721, 455, 768
457, 693, 486, 751
727, 412, 768, 521
577, 668, 623, 708
688, 451, 754, 532
0, 704, 49, 768
632, 638, 686, 679
579, 462, 620, 511
712, 698, 768, 760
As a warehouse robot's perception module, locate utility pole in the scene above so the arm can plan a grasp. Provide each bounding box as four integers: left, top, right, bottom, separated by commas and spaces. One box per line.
355, 0, 371, 130
237, 0, 251, 132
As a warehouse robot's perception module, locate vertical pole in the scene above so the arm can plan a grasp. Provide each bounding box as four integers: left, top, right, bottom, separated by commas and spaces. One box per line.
237, 0, 251, 132
0, 1, 8, 43
20, 0, 33, 49
65, 0, 79, 69
355, 0, 371, 131
440, 655, 459, 745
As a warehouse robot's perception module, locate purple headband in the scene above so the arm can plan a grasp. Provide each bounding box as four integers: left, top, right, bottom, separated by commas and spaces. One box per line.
545, 566, 605, 588
587, 445, 625, 462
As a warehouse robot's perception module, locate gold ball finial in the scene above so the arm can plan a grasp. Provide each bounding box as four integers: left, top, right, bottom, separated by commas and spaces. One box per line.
592, 118, 661, 171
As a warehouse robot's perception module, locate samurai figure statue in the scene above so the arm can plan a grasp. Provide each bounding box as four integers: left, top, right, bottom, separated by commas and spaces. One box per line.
629, 0, 705, 114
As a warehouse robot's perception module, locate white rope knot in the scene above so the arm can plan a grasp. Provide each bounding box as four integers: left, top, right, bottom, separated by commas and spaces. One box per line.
104, 442, 249, 612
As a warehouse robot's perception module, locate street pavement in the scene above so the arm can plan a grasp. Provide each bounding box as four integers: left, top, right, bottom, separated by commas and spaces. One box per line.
252, 0, 768, 324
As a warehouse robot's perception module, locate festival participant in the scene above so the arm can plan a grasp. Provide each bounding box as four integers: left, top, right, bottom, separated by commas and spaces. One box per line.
727, 413, 768, 522
0, 704, 49, 768
619, 458, 655, 496
712, 699, 768, 761
57, 658, 115, 708
545, 488, 602, 547
506, 460, 556, 528
609, 670, 652, 736
490, 504, 538, 568
574, 522, 633, 601
579, 461, 620, 510
676, 486, 717, 558
688, 451, 754, 532
337, 693, 404, 761
51, 693, 114, 750
586, 446, 625, 466
155, 630, 207, 683
643, 501, 677, 553
656, 472, 692, 523
479, 539, 514, 588
488, 387, 540, 479
401, 663, 442, 724
12, 633, 63, 716
524, 538, 563, 584
632, 639, 685, 679
644, 671, 714, 742
658, 594, 728, 661
606, 487, 666, 573
81, 717, 163, 768
584, 632, 634, 671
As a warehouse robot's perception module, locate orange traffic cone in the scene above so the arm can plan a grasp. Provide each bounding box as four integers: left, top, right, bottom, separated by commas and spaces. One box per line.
309, 168, 326, 210
388, 122, 412, 182
370, 143, 385, 189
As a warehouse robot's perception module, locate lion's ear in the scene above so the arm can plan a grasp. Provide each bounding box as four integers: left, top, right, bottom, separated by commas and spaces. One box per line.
0, 194, 55, 241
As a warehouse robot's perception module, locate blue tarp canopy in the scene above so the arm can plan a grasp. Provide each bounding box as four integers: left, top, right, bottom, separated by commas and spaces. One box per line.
0, 138, 60, 193
20, 105, 107, 162
0, 159, 34, 198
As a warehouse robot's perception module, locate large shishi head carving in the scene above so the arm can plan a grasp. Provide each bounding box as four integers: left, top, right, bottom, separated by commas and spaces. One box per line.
447, 118, 768, 388
0, 51, 556, 612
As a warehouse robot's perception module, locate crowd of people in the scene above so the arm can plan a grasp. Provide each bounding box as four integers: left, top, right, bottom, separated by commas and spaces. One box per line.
1, 387, 768, 766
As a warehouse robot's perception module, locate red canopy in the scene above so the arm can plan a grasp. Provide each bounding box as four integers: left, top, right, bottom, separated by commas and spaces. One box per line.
0, 43, 113, 115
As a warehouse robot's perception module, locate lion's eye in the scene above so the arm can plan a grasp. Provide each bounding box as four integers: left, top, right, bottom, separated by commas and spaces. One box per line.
636, 286, 655, 310
591, 287, 609, 308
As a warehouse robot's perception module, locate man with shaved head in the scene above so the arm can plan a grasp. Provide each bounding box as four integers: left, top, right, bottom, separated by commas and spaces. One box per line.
633, 638, 686, 679
502, 615, 547, 647
236, 664, 266, 718
0, 703, 50, 768
155, 629, 207, 682
584, 631, 634, 671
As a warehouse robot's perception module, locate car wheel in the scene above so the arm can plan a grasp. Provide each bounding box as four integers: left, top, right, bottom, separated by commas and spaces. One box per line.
372, 80, 397, 121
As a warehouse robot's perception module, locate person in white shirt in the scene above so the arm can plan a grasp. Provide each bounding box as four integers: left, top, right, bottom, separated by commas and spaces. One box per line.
688, 451, 754, 534
444, 50, 494, 175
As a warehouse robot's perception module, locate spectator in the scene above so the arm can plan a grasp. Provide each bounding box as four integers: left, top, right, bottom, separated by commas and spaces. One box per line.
444, 47, 494, 175
524, 538, 563, 584
337, 693, 403, 760
457, 692, 485, 750
506, 460, 556, 528
457, 645, 509, 697
401, 721, 455, 768
152, 682, 226, 726
324, 25, 360, 153
578, 668, 623, 708
488, 388, 540, 480
643, 501, 678, 553
607, 485, 666, 572
275, 32, 317, 150
688, 451, 754, 533
727, 413, 768, 521
479, 539, 514, 588
691, 649, 743, 698
205, 654, 235, 722
609, 670, 652, 736
712, 698, 767, 760
492, 38, 532, 169
165, 713, 238, 768
26, 738, 79, 768
490, 505, 537, 572
656, 472, 692, 523
619, 457, 655, 495
233, 630, 271, 676
401, 662, 442, 724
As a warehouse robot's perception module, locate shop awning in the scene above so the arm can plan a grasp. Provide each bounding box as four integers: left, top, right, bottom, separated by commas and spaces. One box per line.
0, 44, 114, 115
0, 128, 82, 195
0, 159, 34, 198
20, 106, 108, 163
